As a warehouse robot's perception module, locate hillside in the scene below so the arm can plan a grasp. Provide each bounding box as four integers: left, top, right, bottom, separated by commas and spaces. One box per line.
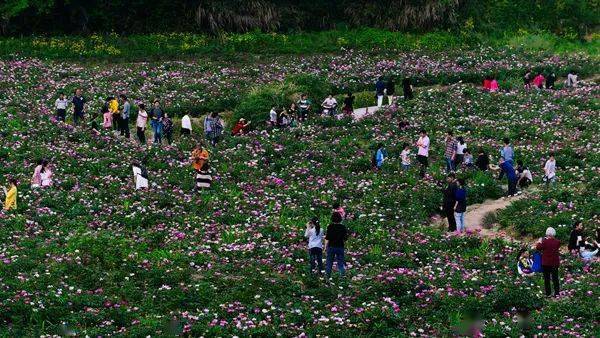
1, 51, 599, 336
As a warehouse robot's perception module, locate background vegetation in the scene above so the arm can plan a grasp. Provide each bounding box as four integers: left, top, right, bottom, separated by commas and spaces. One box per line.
1, 0, 598, 37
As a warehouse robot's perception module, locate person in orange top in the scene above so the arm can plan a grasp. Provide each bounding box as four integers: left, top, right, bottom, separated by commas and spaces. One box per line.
231, 118, 251, 136
3, 178, 17, 211
191, 144, 209, 171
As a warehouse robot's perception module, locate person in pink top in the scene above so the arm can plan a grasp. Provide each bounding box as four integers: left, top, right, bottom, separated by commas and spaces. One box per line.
332, 201, 346, 219
533, 73, 545, 89
416, 129, 430, 178
489, 78, 499, 92
31, 159, 45, 188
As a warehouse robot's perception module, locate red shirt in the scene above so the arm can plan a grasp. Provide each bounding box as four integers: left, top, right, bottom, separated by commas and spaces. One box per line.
232, 122, 245, 136
483, 79, 491, 90
536, 237, 561, 267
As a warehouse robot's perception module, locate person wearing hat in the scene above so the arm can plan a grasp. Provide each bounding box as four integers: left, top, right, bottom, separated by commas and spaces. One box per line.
231, 118, 251, 136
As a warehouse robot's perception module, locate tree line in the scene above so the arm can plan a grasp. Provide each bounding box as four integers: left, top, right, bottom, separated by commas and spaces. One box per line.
1, 0, 597, 37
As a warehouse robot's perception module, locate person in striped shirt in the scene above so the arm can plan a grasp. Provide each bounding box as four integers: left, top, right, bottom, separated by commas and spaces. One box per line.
196, 162, 212, 190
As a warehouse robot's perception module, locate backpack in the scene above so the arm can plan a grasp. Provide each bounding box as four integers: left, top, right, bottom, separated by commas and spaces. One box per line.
531, 251, 542, 273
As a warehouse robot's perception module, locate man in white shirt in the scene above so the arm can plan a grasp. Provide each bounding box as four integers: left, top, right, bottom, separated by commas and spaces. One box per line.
321, 94, 338, 116
416, 129, 430, 178
54, 92, 69, 122
181, 114, 192, 135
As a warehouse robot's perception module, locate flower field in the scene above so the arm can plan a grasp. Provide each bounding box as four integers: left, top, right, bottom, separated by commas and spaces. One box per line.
0, 48, 599, 337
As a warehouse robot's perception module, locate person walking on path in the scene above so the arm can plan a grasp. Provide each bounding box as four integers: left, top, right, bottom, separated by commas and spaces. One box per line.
442, 173, 458, 232
375, 77, 385, 108
454, 178, 467, 233
136, 104, 148, 144
416, 129, 430, 178
305, 217, 324, 274
444, 130, 457, 173
2, 178, 17, 211
325, 212, 348, 278
535, 227, 561, 297
386, 78, 396, 106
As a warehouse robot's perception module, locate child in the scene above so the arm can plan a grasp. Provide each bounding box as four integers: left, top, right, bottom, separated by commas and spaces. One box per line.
2, 178, 17, 211
305, 217, 324, 273
55, 92, 69, 122
196, 162, 212, 190
543, 152, 556, 185
102, 103, 112, 129
463, 148, 474, 168
332, 201, 346, 219
516, 160, 533, 189
400, 143, 411, 171
375, 143, 387, 169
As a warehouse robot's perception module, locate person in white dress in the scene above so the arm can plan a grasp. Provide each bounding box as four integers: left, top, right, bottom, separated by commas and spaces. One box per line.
132, 161, 149, 190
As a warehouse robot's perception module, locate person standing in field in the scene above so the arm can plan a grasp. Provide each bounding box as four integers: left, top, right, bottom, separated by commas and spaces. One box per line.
442, 173, 458, 232
162, 112, 174, 145
535, 227, 561, 297
108, 96, 119, 131
325, 212, 348, 278
209, 112, 224, 146
181, 113, 192, 135
416, 129, 430, 178
297, 94, 311, 122
72, 88, 86, 126
546, 72, 556, 89
454, 178, 467, 233
136, 103, 148, 144
444, 130, 457, 173
386, 78, 396, 106
2, 178, 17, 211
119, 94, 131, 138
400, 143, 411, 171
543, 152, 557, 186
499, 157, 517, 196
342, 92, 355, 117
55, 92, 69, 122
498, 138, 514, 180
402, 77, 414, 100
203, 112, 213, 141
149, 100, 163, 144
455, 136, 467, 169
102, 100, 112, 129
305, 216, 324, 274
375, 76, 385, 108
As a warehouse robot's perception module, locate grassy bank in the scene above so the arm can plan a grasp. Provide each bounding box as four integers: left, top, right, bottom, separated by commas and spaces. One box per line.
1, 29, 598, 61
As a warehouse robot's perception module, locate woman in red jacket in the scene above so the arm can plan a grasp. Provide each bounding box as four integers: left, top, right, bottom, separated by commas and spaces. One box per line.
535, 227, 561, 297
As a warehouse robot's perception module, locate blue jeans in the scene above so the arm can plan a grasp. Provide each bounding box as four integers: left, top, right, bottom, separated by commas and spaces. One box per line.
498, 159, 513, 180
454, 212, 465, 232
152, 122, 163, 144
325, 247, 345, 277
402, 164, 410, 171
309, 247, 323, 273
445, 157, 454, 173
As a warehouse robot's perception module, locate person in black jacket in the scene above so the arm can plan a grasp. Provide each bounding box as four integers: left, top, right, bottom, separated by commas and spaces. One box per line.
325, 212, 348, 277
546, 72, 556, 89
442, 173, 458, 232
402, 77, 413, 100
568, 221, 584, 253
475, 147, 489, 171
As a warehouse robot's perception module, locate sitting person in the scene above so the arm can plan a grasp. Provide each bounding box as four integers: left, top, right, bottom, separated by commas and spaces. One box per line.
40, 163, 53, 187
132, 161, 149, 190
196, 162, 212, 190
279, 110, 290, 127
231, 118, 251, 136
516, 160, 533, 189
517, 249, 534, 276
2, 178, 18, 211
463, 148, 474, 168
489, 78, 499, 92
579, 239, 598, 262
568, 221, 584, 254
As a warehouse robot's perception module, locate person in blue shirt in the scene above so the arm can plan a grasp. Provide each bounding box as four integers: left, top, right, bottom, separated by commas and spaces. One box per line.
499, 157, 517, 196
498, 138, 514, 180
453, 178, 467, 233
375, 143, 387, 169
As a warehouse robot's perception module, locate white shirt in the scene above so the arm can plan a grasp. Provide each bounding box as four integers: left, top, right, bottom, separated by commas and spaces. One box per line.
305, 227, 323, 249
456, 142, 467, 155
522, 169, 533, 181
401, 149, 411, 165
269, 109, 277, 122
181, 115, 192, 130
55, 98, 69, 110
417, 136, 430, 157
566, 73, 578, 87
322, 97, 337, 107
544, 159, 556, 179
136, 110, 148, 128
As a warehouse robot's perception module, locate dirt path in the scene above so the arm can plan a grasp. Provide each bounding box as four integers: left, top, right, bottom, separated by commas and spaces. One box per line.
465, 193, 527, 242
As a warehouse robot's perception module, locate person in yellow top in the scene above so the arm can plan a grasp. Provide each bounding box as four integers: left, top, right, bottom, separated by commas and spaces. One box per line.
108, 96, 120, 130
191, 144, 209, 171
3, 178, 17, 211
